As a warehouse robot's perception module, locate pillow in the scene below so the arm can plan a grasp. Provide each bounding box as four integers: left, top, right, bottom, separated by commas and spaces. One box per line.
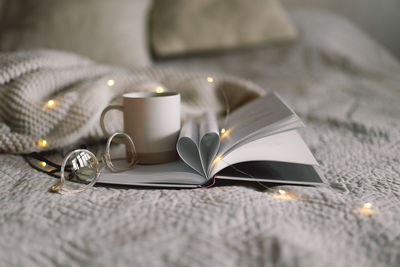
0, 0, 152, 67
150, 0, 298, 57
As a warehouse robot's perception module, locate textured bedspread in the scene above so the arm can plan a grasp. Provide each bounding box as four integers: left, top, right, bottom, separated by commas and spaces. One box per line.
1, 10, 400, 267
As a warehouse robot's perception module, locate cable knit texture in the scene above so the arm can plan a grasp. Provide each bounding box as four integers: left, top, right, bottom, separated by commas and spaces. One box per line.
1, 10, 400, 267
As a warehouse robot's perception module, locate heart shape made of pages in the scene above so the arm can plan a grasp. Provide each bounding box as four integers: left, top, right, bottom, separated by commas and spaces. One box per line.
177, 116, 220, 177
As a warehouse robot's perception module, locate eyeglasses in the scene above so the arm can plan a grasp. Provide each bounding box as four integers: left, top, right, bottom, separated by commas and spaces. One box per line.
26, 132, 138, 194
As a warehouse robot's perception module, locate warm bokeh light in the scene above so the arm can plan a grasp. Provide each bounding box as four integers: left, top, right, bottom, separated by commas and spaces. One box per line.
220, 128, 232, 140
107, 79, 115, 87
155, 86, 164, 93
38, 139, 48, 147
206, 77, 214, 83
46, 99, 55, 108
356, 202, 375, 216
364, 203, 372, 209
271, 189, 295, 200
40, 161, 47, 167
213, 155, 222, 166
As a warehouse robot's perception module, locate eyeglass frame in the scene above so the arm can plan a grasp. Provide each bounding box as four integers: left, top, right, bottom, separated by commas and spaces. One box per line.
50, 131, 137, 194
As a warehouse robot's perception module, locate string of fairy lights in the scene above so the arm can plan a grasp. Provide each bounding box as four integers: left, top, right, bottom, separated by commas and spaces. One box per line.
37, 76, 376, 216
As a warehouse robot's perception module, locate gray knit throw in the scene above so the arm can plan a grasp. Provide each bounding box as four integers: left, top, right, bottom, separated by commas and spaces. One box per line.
0, 50, 263, 154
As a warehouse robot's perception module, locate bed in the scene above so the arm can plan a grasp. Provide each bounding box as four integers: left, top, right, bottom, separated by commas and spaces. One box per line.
0, 5, 399, 267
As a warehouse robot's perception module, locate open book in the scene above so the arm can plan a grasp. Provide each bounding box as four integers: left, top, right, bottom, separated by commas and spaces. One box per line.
99, 92, 325, 187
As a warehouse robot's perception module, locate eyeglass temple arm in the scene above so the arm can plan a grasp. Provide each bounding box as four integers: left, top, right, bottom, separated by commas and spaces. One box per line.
28, 152, 63, 169
28, 153, 77, 173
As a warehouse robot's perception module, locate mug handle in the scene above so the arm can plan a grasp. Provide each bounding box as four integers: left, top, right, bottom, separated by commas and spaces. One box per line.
100, 105, 123, 138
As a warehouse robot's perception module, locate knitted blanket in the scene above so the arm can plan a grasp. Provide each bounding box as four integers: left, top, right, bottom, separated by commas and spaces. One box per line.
0, 50, 262, 153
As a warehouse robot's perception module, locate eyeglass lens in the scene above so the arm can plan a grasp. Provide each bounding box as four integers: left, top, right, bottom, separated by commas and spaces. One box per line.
60, 150, 99, 192
106, 133, 137, 172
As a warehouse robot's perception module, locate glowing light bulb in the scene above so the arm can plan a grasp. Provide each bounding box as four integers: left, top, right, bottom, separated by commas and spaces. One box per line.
155, 86, 164, 93
206, 77, 214, 83
107, 79, 115, 87
47, 99, 55, 108
213, 155, 222, 165
355, 202, 375, 216
271, 189, 294, 200
220, 128, 232, 140
364, 203, 372, 209
38, 139, 48, 147
40, 161, 47, 167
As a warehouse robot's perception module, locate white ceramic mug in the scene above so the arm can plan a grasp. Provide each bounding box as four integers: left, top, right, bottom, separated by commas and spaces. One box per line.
100, 92, 181, 164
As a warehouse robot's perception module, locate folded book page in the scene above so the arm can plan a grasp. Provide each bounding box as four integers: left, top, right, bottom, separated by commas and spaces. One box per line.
176, 118, 203, 175
176, 111, 220, 177
198, 111, 220, 174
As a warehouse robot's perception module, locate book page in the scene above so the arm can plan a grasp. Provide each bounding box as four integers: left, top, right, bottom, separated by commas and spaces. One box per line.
198, 111, 220, 173
99, 160, 206, 186
210, 130, 318, 177
176, 112, 220, 177
217, 92, 302, 158
176, 118, 204, 175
